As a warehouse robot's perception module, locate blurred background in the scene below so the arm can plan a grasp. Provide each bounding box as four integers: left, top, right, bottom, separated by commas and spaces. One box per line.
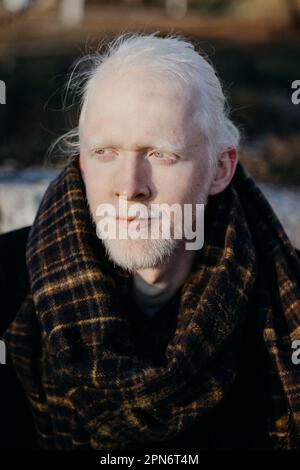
0, 0, 299, 247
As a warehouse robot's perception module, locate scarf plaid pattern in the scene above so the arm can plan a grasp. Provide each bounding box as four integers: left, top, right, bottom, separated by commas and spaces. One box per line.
4, 155, 300, 449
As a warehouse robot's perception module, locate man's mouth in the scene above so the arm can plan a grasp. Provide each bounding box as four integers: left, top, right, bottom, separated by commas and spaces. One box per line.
116, 216, 152, 227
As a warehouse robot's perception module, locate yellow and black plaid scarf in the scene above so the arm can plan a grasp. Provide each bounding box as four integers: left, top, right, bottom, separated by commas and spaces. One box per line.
4, 155, 300, 450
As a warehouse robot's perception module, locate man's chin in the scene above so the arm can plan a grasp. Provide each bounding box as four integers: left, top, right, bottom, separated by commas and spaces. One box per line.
99, 237, 179, 273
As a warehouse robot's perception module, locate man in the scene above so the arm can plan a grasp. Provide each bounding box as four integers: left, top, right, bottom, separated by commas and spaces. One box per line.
1, 32, 300, 450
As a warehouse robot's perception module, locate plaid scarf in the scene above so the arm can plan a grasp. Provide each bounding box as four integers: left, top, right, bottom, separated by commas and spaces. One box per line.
4, 155, 300, 450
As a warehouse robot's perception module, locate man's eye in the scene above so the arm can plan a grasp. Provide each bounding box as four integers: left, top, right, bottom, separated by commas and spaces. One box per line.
149, 150, 177, 163
152, 151, 164, 159
95, 148, 108, 155
94, 148, 114, 160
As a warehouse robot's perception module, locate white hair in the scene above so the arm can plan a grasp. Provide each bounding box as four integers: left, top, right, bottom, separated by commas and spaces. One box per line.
48, 31, 240, 170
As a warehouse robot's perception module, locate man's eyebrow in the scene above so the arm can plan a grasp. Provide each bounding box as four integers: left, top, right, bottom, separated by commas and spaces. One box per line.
84, 138, 198, 153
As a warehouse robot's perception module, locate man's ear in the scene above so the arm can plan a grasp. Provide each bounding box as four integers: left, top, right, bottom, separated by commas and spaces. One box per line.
208, 148, 238, 196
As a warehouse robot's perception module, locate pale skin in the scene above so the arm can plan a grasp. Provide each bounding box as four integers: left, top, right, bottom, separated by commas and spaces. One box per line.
79, 66, 238, 314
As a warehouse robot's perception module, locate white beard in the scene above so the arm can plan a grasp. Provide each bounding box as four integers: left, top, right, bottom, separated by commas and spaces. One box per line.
100, 235, 180, 273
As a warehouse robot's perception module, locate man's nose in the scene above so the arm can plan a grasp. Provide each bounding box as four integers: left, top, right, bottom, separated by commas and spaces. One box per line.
113, 155, 151, 202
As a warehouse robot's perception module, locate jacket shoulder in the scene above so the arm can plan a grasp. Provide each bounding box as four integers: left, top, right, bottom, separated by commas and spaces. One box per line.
0, 225, 31, 335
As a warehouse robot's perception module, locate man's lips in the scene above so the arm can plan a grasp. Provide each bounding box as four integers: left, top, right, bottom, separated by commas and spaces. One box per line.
116, 216, 136, 222
116, 216, 154, 227
116, 216, 151, 222
113, 216, 160, 230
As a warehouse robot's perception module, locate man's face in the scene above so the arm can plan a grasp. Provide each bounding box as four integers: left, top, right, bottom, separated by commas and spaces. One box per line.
79, 67, 214, 271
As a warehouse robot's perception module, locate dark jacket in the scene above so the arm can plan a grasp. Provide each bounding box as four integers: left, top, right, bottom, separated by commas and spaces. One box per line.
0, 226, 37, 449
1, 225, 299, 450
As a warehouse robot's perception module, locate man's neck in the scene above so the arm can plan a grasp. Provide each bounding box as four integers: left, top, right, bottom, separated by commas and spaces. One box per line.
132, 245, 197, 318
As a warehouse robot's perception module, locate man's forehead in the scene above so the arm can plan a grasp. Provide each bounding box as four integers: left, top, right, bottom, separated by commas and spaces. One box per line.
80, 69, 202, 153
86, 66, 198, 111
90, 66, 187, 93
